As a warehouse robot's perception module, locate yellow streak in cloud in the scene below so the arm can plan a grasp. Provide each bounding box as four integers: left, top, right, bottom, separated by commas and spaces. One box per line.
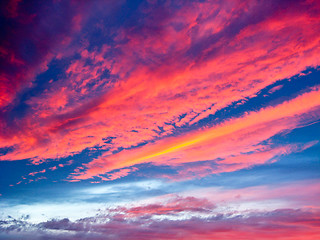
118, 86, 320, 167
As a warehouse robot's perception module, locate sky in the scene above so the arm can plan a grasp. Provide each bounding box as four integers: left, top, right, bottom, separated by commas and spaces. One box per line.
0, 0, 320, 239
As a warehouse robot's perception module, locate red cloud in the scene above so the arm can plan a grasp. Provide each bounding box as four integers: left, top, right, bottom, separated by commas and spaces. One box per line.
0, 0, 319, 181
113, 196, 215, 218
71, 86, 320, 180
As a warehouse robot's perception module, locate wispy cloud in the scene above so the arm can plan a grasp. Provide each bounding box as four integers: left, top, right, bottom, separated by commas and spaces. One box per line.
1, 0, 319, 167
72, 86, 320, 180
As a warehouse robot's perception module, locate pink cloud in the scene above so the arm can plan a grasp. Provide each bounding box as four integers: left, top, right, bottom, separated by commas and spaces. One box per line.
114, 196, 215, 218
268, 85, 283, 94
0, 0, 319, 181
28, 169, 46, 176
71, 86, 320, 180
99, 167, 138, 181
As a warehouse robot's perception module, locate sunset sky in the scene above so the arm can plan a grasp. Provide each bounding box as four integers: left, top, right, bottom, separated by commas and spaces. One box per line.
0, 0, 320, 239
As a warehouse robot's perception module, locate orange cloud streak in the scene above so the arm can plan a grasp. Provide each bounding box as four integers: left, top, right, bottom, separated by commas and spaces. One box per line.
72, 86, 320, 180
